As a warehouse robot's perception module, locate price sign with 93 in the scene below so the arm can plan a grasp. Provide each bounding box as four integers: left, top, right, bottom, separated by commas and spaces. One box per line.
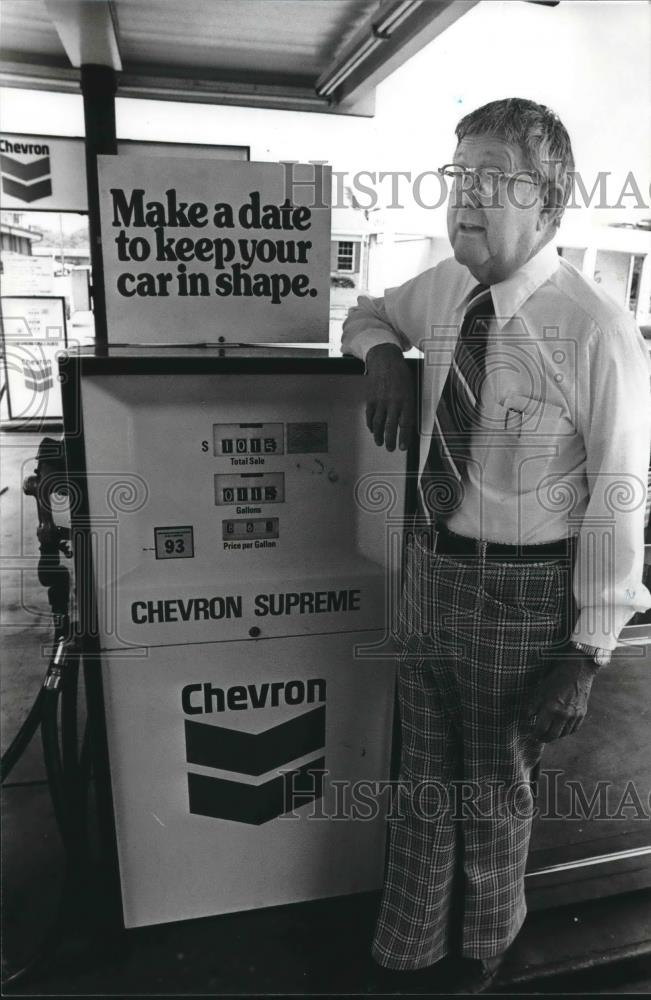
154, 526, 195, 560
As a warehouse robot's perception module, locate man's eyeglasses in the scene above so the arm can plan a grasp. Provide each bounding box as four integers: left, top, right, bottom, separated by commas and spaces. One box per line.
438, 164, 541, 196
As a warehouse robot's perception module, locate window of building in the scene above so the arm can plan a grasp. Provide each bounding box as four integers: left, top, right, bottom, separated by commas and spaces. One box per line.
332, 240, 361, 274
337, 241, 355, 271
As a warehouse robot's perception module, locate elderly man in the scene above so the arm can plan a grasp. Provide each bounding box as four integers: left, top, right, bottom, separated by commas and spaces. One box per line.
342, 97, 650, 993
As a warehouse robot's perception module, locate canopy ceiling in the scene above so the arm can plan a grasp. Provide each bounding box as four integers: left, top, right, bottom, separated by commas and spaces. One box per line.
0, 0, 480, 115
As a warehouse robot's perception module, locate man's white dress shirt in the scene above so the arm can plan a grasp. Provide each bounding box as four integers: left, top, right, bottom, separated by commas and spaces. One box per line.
342, 241, 651, 649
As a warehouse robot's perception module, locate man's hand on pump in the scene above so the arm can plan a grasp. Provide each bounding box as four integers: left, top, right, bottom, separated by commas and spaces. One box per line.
528, 643, 597, 742
365, 343, 416, 452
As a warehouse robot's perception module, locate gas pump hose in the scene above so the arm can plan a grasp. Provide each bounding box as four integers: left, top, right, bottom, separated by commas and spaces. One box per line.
1, 631, 92, 986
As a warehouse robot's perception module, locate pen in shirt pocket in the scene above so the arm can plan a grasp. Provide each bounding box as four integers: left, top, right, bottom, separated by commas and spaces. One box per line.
504, 407, 523, 434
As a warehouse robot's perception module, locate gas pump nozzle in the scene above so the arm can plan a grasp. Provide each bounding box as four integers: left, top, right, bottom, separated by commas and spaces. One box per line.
23, 437, 72, 639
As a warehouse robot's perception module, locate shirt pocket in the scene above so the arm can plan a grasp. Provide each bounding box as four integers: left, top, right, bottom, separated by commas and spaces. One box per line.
501, 392, 569, 435
472, 393, 572, 494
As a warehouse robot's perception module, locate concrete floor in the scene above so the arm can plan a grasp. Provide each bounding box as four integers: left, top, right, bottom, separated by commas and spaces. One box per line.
2, 428, 651, 995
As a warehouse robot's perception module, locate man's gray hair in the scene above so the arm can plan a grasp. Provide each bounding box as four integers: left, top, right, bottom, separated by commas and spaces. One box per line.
455, 97, 575, 225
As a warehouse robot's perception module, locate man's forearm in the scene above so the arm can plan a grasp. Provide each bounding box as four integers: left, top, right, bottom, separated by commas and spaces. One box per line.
572, 317, 651, 650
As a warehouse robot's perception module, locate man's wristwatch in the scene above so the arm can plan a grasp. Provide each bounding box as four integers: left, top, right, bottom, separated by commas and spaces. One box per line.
571, 642, 613, 668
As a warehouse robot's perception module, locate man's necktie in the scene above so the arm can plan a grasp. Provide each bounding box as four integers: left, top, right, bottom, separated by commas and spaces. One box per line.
417, 283, 495, 524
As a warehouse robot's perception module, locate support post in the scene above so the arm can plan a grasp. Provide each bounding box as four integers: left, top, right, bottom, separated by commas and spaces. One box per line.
80, 64, 117, 350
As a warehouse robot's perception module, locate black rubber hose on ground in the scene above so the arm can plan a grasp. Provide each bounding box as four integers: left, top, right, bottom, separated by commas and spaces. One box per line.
2, 652, 92, 987
1, 689, 45, 784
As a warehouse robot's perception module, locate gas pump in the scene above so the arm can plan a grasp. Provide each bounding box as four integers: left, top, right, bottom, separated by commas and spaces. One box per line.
62, 351, 409, 928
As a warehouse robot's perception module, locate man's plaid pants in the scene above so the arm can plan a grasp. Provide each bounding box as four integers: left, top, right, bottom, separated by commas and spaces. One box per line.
372, 535, 573, 969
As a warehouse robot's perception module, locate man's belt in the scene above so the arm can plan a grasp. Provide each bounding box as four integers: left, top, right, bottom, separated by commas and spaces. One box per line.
415, 520, 576, 561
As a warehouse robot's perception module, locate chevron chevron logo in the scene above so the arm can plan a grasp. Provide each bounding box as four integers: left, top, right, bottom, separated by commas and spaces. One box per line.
185, 704, 326, 825
22, 359, 54, 393
1, 153, 52, 203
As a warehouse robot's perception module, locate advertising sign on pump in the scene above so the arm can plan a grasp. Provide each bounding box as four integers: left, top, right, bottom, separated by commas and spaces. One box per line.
97, 156, 331, 345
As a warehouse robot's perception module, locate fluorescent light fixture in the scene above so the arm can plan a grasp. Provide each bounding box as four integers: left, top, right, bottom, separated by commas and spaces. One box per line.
315, 0, 424, 99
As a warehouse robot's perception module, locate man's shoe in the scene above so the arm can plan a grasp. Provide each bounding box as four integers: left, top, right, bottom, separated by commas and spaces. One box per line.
452, 954, 505, 994
364, 955, 456, 994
